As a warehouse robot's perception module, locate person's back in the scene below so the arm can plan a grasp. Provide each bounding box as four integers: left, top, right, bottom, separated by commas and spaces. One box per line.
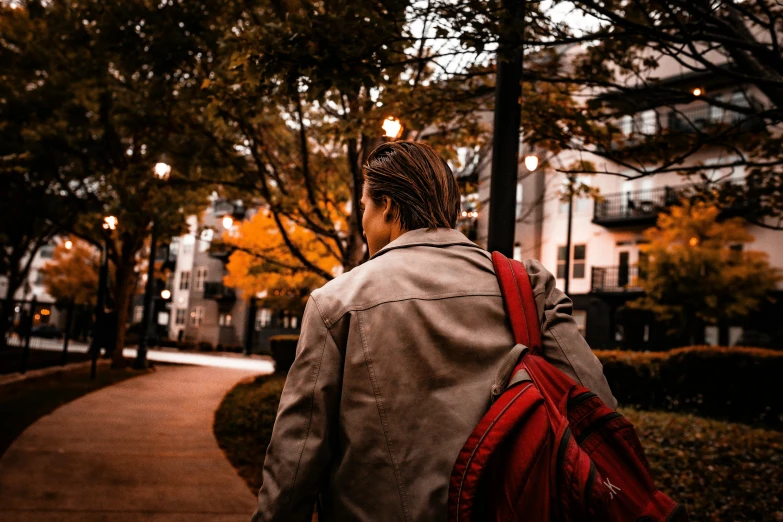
252, 142, 615, 522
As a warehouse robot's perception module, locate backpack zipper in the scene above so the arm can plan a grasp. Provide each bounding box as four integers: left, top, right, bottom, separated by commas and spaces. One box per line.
568, 391, 597, 410
576, 412, 623, 445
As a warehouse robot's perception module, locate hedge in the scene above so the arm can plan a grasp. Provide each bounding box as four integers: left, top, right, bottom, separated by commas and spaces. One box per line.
596, 346, 783, 427
269, 335, 299, 374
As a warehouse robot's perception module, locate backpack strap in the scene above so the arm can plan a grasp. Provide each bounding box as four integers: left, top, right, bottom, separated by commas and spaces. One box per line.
491, 251, 542, 354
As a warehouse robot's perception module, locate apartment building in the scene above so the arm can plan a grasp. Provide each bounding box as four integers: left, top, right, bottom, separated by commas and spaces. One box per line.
476, 55, 783, 350
161, 198, 301, 352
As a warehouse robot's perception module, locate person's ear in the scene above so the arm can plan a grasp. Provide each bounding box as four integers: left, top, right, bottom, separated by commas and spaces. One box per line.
382, 196, 394, 223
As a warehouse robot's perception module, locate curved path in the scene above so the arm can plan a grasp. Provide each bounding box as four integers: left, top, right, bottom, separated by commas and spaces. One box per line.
0, 365, 268, 521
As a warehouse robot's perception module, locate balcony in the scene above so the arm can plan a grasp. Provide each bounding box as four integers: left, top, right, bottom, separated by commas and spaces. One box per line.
203, 282, 236, 301
667, 105, 764, 134
591, 266, 643, 293
593, 186, 682, 228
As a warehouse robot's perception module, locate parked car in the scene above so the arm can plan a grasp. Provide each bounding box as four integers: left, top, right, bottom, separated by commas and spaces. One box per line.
30, 324, 63, 339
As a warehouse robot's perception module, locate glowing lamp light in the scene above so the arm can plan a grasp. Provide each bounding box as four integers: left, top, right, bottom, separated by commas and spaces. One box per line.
64, 240, 73, 250
41, 309, 51, 316
689, 237, 699, 246
154, 162, 172, 179
222, 215, 234, 229
161, 289, 172, 300
103, 216, 118, 230
692, 88, 703, 96
524, 155, 539, 172
382, 116, 403, 139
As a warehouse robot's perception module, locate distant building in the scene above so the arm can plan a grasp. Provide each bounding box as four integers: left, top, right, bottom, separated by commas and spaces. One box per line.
476, 52, 783, 350
156, 198, 301, 352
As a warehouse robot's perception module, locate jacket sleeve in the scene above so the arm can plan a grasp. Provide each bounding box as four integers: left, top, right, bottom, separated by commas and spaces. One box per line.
252, 296, 342, 522
524, 259, 618, 409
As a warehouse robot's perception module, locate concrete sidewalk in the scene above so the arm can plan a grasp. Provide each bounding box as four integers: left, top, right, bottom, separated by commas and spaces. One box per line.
0, 365, 268, 521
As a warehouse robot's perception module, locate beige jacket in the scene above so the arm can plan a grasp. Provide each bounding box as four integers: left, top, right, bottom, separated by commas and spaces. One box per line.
252, 228, 616, 522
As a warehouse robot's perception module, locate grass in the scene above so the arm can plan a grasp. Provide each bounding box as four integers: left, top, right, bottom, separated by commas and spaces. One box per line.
214, 375, 783, 521
0, 360, 146, 458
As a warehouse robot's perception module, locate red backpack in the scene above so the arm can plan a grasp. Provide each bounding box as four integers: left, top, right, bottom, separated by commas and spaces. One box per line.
447, 252, 688, 522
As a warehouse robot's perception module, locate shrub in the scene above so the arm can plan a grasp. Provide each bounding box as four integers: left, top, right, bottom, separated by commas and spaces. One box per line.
177, 341, 196, 351
269, 335, 299, 374
198, 341, 214, 352
596, 346, 783, 427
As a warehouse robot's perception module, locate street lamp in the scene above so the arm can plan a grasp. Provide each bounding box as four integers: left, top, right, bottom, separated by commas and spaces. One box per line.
154, 162, 172, 180
222, 215, 234, 229
103, 216, 118, 230
382, 116, 403, 139
90, 215, 117, 379
135, 162, 171, 369
64, 240, 73, 250
524, 155, 539, 172
161, 289, 171, 300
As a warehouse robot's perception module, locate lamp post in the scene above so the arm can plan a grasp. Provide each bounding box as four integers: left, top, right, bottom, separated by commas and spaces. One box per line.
134, 162, 171, 369
487, 0, 526, 257
90, 215, 117, 379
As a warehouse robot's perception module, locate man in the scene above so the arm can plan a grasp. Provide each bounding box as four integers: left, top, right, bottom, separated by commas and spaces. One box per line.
253, 141, 615, 521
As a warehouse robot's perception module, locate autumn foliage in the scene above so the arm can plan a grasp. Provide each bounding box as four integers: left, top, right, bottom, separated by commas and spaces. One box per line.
630, 201, 782, 340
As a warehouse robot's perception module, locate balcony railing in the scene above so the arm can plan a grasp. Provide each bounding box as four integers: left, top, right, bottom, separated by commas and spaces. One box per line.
667, 105, 763, 134
203, 282, 236, 301
591, 266, 643, 293
593, 186, 683, 227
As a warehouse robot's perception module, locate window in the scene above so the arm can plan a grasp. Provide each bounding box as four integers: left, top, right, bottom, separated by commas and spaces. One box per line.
190, 306, 204, 327
575, 176, 592, 213
620, 115, 633, 135
194, 267, 207, 291
513, 244, 522, 262
39, 245, 55, 259
199, 228, 214, 253
219, 313, 232, 327
291, 316, 298, 329
516, 183, 523, 219
179, 271, 191, 290
33, 270, 44, 285
573, 244, 586, 279
639, 110, 657, 135
175, 308, 186, 326
572, 310, 587, 337
557, 246, 567, 279
255, 308, 272, 330
283, 314, 290, 328
133, 305, 144, 324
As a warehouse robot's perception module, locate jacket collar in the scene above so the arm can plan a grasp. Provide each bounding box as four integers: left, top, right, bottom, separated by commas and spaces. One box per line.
370, 228, 483, 260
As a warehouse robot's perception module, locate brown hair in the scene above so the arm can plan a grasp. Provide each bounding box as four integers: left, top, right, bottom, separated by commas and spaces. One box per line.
362, 141, 461, 231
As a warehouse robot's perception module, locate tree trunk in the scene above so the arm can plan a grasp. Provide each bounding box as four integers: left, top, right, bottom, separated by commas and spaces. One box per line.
110, 250, 137, 368
0, 269, 23, 350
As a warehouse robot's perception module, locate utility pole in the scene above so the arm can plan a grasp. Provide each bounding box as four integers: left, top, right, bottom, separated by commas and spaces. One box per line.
135, 221, 158, 369
487, 0, 525, 257
564, 174, 575, 295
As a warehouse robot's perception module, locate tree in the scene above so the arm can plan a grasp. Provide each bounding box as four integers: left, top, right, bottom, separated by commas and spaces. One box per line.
629, 200, 782, 344
39, 238, 100, 306
1, 0, 224, 363
223, 208, 342, 298
197, 0, 491, 280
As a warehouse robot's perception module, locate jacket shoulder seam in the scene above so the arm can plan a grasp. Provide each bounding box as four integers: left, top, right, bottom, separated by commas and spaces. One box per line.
321, 291, 503, 326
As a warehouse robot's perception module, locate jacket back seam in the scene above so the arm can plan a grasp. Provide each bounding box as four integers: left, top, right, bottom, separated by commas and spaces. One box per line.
356, 311, 412, 522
